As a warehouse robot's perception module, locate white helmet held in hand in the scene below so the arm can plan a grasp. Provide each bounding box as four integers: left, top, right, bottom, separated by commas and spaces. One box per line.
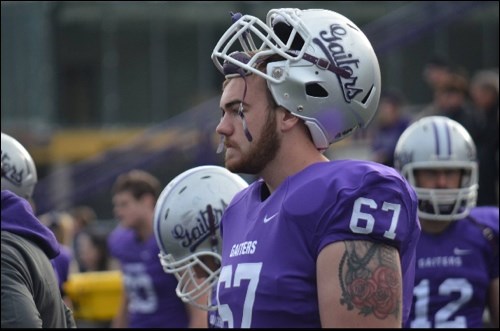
153, 165, 248, 311
394, 116, 478, 221
1, 132, 38, 199
212, 8, 381, 151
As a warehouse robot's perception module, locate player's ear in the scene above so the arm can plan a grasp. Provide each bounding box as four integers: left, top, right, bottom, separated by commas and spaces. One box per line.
278, 107, 300, 132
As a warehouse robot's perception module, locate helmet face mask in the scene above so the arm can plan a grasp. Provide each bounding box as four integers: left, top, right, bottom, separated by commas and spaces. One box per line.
158, 250, 221, 309
153, 165, 248, 311
212, 8, 381, 151
1, 132, 38, 199
394, 116, 478, 221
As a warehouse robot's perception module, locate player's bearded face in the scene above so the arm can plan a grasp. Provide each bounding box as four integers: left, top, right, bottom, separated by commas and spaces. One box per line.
226, 106, 280, 174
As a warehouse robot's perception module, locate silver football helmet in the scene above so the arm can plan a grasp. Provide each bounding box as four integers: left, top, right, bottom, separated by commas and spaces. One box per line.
153, 165, 248, 311
394, 116, 478, 221
1, 132, 38, 199
212, 8, 381, 151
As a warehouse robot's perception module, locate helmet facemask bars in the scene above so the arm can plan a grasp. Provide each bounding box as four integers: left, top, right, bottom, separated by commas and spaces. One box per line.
212, 8, 382, 151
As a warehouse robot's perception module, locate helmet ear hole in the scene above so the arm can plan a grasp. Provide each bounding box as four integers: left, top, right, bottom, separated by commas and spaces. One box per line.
306, 83, 328, 98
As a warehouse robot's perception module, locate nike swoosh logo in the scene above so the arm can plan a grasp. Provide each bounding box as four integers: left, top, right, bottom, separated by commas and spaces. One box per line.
263, 213, 278, 223
453, 247, 471, 256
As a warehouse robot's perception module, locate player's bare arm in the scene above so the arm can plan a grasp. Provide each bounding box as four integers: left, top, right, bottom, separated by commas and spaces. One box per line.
317, 240, 402, 328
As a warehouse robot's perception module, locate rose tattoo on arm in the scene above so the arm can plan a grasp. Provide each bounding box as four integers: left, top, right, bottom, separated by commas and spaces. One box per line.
339, 241, 401, 319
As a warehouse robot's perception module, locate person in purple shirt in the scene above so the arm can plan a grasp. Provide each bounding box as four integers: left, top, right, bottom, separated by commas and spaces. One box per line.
394, 116, 499, 328
107, 169, 207, 328
209, 8, 421, 328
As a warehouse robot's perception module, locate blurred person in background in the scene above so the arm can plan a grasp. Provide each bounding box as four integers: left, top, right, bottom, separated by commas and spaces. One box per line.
415, 71, 480, 143
77, 227, 117, 272
69, 205, 97, 272
210, 8, 420, 328
469, 69, 499, 206
153, 165, 248, 325
63, 218, 122, 328
107, 169, 207, 328
1, 132, 76, 328
394, 116, 499, 328
39, 210, 77, 302
422, 55, 453, 92
69, 226, 119, 328
369, 89, 411, 167
418, 55, 454, 117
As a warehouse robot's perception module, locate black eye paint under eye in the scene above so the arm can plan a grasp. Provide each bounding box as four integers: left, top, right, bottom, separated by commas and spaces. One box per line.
238, 103, 253, 142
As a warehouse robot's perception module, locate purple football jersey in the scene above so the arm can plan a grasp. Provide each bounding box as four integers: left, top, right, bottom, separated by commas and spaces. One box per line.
107, 226, 189, 328
407, 206, 499, 328
470, 206, 499, 235
214, 160, 420, 328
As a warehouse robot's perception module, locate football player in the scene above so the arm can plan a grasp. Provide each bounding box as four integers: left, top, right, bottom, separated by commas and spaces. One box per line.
394, 116, 499, 328
210, 8, 421, 328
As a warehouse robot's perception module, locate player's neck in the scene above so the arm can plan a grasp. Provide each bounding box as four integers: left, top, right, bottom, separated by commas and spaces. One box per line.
420, 219, 453, 234
260, 138, 328, 194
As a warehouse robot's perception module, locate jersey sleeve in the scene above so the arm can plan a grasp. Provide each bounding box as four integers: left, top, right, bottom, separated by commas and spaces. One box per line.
315, 165, 419, 258
311, 162, 420, 324
470, 206, 499, 279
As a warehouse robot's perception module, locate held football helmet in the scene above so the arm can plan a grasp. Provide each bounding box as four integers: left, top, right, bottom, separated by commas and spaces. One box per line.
212, 8, 381, 151
394, 116, 478, 221
153, 165, 248, 311
1, 132, 38, 199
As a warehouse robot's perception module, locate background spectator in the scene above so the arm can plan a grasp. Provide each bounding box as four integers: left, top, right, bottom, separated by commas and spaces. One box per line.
69, 205, 97, 272
77, 227, 117, 272
469, 69, 499, 206
369, 89, 411, 167
39, 211, 77, 306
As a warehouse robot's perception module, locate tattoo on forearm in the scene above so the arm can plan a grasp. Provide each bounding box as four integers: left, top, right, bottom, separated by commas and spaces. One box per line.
339, 241, 400, 319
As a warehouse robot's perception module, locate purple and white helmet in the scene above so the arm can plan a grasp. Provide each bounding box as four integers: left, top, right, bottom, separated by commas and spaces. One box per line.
394, 116, 478, 221
153, 165, 248, 310
212, 8, 381, 151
